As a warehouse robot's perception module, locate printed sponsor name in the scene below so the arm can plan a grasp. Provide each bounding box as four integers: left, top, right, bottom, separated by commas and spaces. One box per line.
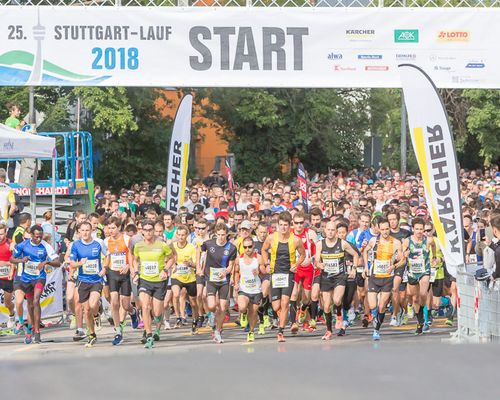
346, 29, 375, 41
327, 53, 343, 60
437, 31, 469, 42
396, 54, 416, 60
394, 29, 419, 43
358, 54, 382, 60
14, 186, 70, 196
333, 65, 356, 71
465, 62, 485, 69
365, 65, 389, 71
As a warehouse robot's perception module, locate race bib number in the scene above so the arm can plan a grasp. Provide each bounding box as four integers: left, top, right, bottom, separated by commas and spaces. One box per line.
430, 268, 437, 283
209, 267, 226, 283
324, 259, 340, 275
110, 253, 126, 272
402, 269, 408, 283
142, 261, 159, 277
469, 254, 477, 264
241, 276, 258, 291
373, 260, 390, 276
356, 266, 364, 273
0, 265, 10, 278
409, 258, 425, 274
176, 264, 190, 275
272, 273, 289, 288
82, 259, 99, 275
25, 261, 41, 276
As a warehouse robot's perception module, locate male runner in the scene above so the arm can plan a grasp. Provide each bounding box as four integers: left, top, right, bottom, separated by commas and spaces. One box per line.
11, 225, 60, 344
70, 221, 106, 347
254, 221, 271, 334
133, 219, 175, 349
198, 223, 237, 344
104, 217, 138, 346
261, 212, 305, 342
315, 221, 358, 340
234, 237, 267, 342
363, 217, 404, 340
190, 217, 210, 329
171, 225, 199, 334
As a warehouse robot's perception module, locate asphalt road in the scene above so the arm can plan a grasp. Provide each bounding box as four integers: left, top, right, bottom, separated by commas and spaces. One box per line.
1, 318, 498, 400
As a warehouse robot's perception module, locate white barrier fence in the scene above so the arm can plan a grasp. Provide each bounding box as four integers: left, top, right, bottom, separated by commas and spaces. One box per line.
457, 266, 500, 343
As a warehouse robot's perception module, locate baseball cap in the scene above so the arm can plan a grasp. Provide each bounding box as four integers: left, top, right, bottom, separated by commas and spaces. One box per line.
240, 220, 252, 230
415, 207, 428, 216
367, 179, 374, 185
193, 204, 205, 213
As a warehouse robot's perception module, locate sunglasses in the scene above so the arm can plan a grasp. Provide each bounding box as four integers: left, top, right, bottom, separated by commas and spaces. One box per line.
243, 245, 254, 249
142, 228, 154, 232
294, 221, 305, 225
424, 229, 432, 233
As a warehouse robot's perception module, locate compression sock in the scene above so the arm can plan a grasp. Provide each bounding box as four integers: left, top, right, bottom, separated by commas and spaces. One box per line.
18, 316, 24, 325
325, 312, 333, 332
289, 301, 297, 323
371, 309, 379, 327
258, 305, 264, 324
301, 303, 309, 312
423, 305, 429, 325
376, 312, 385, 331
310, 301, 319, 320
417, 308, 424, 325
343, 309, 348, 322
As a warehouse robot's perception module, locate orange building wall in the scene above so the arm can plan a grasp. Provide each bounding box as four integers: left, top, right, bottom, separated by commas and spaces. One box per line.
156, 90, 230, 179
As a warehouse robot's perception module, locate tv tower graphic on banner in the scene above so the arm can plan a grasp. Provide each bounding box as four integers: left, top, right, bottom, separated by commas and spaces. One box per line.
27, 9, 45, 85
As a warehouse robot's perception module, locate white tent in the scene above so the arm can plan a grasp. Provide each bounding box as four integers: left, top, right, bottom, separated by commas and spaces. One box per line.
0, 123, 57, 239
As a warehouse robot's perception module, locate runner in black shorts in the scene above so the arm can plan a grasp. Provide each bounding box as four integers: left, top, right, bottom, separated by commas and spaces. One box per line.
199, 222, 237, 344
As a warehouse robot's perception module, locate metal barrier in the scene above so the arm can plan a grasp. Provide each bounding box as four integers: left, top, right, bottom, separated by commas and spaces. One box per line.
456, 266, 500, 343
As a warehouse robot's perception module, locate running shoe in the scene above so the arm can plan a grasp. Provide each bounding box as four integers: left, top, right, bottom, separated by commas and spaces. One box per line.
174, 318, 182, 329
372, 330, 381, 341
308, 319, 317, 330
182, 318, 188, 326
389, 316, 399, 327
93, 314, 102, 331
277, 332, 286, 342
73, 329, 86, 342
85, 334, 97, 348
244, 325, 250, 333
24, 333, 33, 344
34, 332, 41, 344
401, 312, 409, 325
196, 316, 203, 329
14, 323, 24, 335
247, 331, 255, 342
191, 321, 198, 335
224, 312, 230, 323
153, 329, 160, 342
108, 315, 114, 326
297, 310, 306, 324
291, 323, 299, 334
347, 308, 356, 323
423, 324, 430, 334
112, 334, 123, 346
240, 313, 248, 329
445, 318, 453, 326
141, 331, 147, 344
164, 321, 171, 330
263, 315, 271, 329
415, 324, 423, 335
69, 315, 77, 330
407, 305, 414, 319
130, 308, 139, 329
317, 315, 325, 325
271, 318, 279, 330
362, 316, 369, 328
7, 316, 15, 329
138, 320, 144, 329
337, 328, 346, 337
335, 318, 343, 330
258, 323, 266, 335
144, 336, 154, 349
213, 330, 224, 344
321, 330, 333, 340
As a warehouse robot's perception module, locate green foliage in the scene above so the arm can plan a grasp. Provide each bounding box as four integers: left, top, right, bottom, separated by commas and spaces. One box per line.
198, 88, 368, 183
463, 89, 500, 166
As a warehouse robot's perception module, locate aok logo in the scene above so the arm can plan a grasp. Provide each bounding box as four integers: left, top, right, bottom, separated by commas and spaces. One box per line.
437, 31, 469, 42
394, 29, 419, 43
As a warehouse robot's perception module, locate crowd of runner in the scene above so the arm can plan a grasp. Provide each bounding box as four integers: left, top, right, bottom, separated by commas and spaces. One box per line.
1, 166, 500, 348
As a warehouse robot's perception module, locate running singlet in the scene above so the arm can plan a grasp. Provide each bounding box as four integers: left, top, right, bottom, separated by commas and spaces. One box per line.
239, 254, 262, 294
13, 239, 58, 282
320, 239, 345, 277
70, 239, 107, 284
202, 239, 237, 284
372, 237, 395, 278
269, 233, 296, 274
0, 238, 12, 280
105, 235, 130, 272
0, 182, 14, 224
295, 228, 315, 270
171, 242, 197, 284
408, 238, 430, 276
134, 240, 172, 283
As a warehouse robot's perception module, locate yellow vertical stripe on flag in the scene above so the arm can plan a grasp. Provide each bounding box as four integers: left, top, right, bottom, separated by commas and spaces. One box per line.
179, 143, 190, 208
413, 127, 446, 249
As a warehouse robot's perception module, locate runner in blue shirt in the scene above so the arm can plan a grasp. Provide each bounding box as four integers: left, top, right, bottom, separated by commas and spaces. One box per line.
10, 225, 60, 344
70, 221, 108, 348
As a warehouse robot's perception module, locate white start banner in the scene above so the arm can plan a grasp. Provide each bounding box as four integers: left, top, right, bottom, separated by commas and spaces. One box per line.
0, 267, 64, 324
0, 7, 498, 88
